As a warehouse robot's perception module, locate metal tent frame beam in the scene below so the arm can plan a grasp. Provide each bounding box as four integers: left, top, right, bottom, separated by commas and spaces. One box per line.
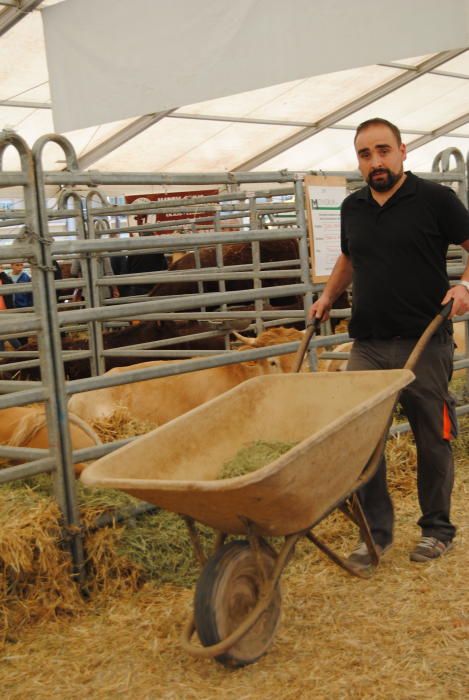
0, 0, 43, 37
168, 112, 469, 140
232, 49, 467, 172
76, 110, 176, 170
406, 112, 469, 152
0, 98, 51, 109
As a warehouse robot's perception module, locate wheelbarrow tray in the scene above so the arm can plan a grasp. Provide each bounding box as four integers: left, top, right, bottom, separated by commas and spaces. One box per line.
81, 370, 413, 537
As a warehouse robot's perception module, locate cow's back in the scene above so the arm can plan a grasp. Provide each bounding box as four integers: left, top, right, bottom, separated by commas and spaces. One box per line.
68, 358, 274, 426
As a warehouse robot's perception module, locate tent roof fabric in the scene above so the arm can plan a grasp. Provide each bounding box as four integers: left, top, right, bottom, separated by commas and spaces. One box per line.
0, 1, 468, 194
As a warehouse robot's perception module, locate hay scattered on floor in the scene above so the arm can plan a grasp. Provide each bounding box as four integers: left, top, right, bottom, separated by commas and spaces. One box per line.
0, 404, 468, 695
219, 440, 296, 479
0, 436, 467, 699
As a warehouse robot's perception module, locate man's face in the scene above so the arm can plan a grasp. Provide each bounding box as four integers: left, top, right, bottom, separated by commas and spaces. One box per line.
11, 262, 24, 275
355, 125, 406, 192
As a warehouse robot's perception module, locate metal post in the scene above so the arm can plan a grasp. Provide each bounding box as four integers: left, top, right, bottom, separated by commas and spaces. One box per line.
32, 133, 86, 581
193, 246, 206, 313
249, 196, 264, 336
294, 176, 316, 368
58, 189, 100, 377
214, 211, 230, 350
86, 204, 111, 376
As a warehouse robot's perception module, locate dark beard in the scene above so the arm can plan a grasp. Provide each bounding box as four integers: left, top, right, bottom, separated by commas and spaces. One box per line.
367, 168, 401, 192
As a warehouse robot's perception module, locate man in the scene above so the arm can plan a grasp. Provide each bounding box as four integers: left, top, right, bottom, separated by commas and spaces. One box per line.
70, 256, 120, 303
310, 117, 469, 569
126, 221, 168, 297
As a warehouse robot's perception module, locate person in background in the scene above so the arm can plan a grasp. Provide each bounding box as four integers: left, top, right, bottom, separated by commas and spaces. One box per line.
108, 233, 129, 297
9, 262, 33, 346
310, 117, 469, 569
0, 267, 20, 351
10, 261, 33, 309
70, 257, 120, 303
126, 217, 168, 297
53, 259, 63, 303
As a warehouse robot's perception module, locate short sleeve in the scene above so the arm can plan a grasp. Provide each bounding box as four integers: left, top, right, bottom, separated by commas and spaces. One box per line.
340, 199, 350, 256
437, 187, 469, 245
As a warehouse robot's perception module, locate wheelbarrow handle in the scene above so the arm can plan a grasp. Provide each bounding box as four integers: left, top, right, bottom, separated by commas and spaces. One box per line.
292, 317, 322, 373
404, 299, 453, 372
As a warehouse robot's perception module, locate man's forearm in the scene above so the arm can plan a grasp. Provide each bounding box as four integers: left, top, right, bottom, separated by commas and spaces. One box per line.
321, 253, 353, 303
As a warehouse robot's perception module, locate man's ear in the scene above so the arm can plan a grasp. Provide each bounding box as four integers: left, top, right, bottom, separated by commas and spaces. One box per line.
401, 143, 407, 162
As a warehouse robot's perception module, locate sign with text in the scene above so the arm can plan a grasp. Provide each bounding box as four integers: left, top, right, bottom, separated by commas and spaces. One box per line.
304, 175, 347, 283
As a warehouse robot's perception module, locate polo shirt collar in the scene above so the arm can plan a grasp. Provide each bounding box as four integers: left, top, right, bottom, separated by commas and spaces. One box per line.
356, 171, 417, 203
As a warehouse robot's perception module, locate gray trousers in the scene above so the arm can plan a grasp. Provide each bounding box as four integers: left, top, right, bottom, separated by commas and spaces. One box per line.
347, 332, 457, 547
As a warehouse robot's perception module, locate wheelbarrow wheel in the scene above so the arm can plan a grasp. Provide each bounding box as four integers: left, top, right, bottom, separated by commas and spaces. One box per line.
194, 539, 281, 668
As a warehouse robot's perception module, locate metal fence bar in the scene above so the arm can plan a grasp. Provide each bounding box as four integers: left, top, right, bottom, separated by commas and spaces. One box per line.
0, 458, 56, 484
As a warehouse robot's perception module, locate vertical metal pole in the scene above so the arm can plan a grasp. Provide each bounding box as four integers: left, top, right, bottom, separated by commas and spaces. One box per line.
86, 209, 108, 376
294, 176, 316, 370
32, 134, 86, 581
214, 211, 230, 350
249, 197, 264, 336
193, 246, 206, 313
59, 190, 100, 377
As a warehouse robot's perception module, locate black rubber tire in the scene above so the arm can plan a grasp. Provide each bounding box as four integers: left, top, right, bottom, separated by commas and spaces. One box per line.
194, 539, 281, 668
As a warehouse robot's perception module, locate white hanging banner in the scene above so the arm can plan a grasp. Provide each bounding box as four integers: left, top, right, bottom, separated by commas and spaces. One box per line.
42, 0, 469, 132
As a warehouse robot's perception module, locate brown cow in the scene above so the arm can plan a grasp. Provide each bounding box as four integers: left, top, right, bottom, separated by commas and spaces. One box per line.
148, 240, 302, 307
0, 406, 101, 475
232, 326, 309, 373
67, 326, 310, 425
7, 319, 229, 381
318, 342, 353, 372
234, 326, 354, 372
67, 353, 285, 425
454, 321, 467, 356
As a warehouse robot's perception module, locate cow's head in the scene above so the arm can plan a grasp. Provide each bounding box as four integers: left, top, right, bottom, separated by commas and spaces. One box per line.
232, 326, 308, 373
235, 345, 284, 374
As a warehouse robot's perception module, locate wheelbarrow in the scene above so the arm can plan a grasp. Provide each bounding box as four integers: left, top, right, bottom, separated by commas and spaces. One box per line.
81, 303, 453, 667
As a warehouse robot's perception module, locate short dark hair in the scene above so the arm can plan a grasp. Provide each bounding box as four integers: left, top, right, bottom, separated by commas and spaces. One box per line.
354, 118, 402, 146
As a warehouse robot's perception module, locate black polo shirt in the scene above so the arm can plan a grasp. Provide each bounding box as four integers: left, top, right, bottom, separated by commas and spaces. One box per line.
341, 172, 469, 339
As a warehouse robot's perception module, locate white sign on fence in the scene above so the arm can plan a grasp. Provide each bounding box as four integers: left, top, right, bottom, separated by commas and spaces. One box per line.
304, 175, 347, 283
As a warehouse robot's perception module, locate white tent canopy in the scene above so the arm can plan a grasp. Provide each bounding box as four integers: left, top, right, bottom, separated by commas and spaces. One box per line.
0, 0, 468, 198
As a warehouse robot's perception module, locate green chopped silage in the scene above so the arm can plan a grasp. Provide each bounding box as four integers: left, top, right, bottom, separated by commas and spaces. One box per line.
219, 440, 297, 480
116, 510, 215, 587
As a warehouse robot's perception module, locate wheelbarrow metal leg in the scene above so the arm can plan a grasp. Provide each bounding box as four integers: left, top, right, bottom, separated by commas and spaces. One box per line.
306, 494, 379, 578
345, 493, 380, 567
305, 530, 374, 579
182, 515, 207, 568
239, 516, 270, 585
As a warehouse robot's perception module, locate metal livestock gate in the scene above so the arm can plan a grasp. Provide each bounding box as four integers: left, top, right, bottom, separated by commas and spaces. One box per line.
0, 130, 468, 579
